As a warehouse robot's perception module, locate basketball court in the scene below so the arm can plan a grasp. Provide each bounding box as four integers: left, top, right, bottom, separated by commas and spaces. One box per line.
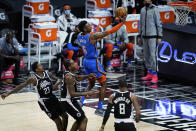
1, 64, 196, 131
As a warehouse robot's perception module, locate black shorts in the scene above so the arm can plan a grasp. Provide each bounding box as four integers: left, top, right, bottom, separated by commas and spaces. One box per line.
114, 122, 136, 131
61, 98, 85, 123
38, 97, 65, 120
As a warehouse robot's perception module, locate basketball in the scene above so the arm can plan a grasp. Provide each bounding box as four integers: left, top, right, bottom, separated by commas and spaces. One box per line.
115, 7, 127, 18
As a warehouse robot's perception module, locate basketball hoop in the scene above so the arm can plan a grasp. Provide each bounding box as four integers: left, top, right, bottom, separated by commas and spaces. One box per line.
168, 1, 192, 26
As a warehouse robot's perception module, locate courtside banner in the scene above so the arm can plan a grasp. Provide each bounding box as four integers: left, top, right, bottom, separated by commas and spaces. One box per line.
158, 27, 196, 82
0, 8, 9, 24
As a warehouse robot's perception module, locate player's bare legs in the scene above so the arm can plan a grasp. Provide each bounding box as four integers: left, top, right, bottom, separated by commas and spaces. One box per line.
54, 117, 64, 131
99, 81, 107, 102
70, 121, 78, 131
70, 117, 88, 131
61, 113, 68, 131
79, 117, 88, 131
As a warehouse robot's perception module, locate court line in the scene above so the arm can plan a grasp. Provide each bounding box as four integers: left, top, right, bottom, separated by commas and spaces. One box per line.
0, 100, 37, 106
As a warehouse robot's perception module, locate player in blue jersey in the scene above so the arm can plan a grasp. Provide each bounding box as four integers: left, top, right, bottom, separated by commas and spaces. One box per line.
77, 16, 126, 116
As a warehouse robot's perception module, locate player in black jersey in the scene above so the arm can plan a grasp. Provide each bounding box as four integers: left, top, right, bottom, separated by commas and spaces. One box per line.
61, 59, 95, 131
99, 79, 140, 131
1, 62, 68, 131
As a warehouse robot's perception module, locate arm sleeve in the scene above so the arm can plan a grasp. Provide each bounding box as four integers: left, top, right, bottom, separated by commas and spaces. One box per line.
105, 25, 115, 44
154, 8, 163, 38
67, 43, 79, 51
102, 103, 113, 125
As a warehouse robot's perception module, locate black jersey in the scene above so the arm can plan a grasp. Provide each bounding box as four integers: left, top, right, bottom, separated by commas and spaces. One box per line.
34, 71, 55, 99
113, 91, 133, 119
61, 72, 77, 99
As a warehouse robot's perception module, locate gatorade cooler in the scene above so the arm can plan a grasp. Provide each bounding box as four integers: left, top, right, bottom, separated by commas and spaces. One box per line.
88, 10, 112, 28
31, 14, 55, 23
125, 14, 140, 33
33, 22, 58, 42
87, 0, 111, 9
158, 5, 175, 23
26, 0, 50, 14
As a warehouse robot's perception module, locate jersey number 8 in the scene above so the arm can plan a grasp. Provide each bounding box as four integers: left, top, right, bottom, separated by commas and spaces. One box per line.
119, 103, 125, 114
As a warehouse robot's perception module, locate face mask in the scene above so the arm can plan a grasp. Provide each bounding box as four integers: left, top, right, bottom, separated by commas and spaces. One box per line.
144, 2, 151, 7
112, 21, 120, 26
64, 10, 70, 15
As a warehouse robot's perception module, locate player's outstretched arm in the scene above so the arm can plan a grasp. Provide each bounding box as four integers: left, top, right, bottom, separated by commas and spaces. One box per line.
1, 77, 35, 100
65, 74, 94, 97
75, 73, 96, 81
99, 94, 114, 131
131, 94, 141, 123
48, 72, 58, 81
52, 79, 62, 91
47, 72, 61, 91
90, 16, 127, 42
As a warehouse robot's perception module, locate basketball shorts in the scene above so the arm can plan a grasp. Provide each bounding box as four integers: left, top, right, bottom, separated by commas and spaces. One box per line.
83, 58, 106, 83
61, 98, 86, 123
114, 122, 136, 131
38, 97, 65, 120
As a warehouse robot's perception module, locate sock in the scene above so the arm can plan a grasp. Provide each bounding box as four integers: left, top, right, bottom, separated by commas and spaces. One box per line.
98, 101, 103, 109
149, 69, 153, 75
106, 61, 111, 67
128, 60, 131, 64
80, 96, 86, 105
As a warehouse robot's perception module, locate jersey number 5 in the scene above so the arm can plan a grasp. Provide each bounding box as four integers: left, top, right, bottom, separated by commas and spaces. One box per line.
119, 103, 125, 114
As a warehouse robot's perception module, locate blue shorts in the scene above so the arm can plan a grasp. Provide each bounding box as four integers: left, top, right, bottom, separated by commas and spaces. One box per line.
83, 58, 106, 79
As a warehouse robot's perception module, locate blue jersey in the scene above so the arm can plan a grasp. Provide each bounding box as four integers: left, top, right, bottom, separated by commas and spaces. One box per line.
78, 33, 98, 59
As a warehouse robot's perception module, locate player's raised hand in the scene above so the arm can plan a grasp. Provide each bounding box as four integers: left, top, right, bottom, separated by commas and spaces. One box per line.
89, 73, 96, 79
1, 93, 8, 100
87, 90, 94, 96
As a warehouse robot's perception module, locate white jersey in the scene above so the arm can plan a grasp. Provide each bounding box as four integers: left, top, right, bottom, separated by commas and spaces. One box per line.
57, 13, 78, 32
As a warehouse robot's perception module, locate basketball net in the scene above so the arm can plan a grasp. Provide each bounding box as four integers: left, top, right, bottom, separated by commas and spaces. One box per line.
168, 2, 192, 26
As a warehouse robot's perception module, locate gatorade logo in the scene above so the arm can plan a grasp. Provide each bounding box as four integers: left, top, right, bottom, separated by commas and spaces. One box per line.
55, 9, 61, 16
46, 30, 52, 37
39, 4, 44, 11
100, 0, 106, 4
164, 12, 170, 20
0, 13, 6, 20
100, 18, 106, 25
132, 21, 138, 29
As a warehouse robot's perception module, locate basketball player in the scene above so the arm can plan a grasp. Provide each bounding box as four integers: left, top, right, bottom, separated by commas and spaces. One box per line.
1, 62, 68, 131
61, 59, 95, 131
78, 15, 127, 116
99, 79, 140, 131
